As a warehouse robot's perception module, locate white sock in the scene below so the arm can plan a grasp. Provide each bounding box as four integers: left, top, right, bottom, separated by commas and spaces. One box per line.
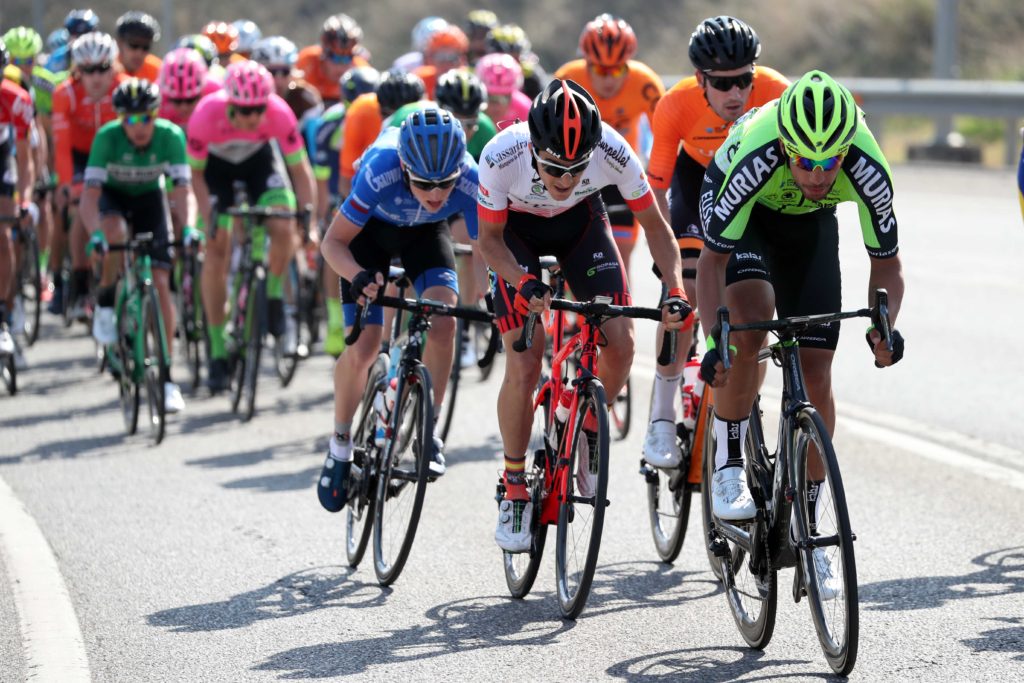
328, 435, 353, 462
713, 416, 748, 471
650, 371, 682, 423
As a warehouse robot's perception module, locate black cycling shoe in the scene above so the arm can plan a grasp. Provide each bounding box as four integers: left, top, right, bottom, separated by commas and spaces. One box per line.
267, 298, 285, 338
206, 357, 230, 394
318, 453, 351, 512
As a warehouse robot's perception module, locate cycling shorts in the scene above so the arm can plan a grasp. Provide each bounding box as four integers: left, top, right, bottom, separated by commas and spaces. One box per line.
341, 217, 458, 327
725, 204, 841, 350
601, 185, 638, 243
491, 194, 630, 334
205, 142, 295, 229
98, 187, 173, 269
0, 138, 14, 197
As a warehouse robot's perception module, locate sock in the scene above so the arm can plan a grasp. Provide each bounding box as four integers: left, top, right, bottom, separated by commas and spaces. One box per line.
714, 416, 748, 471
807, 479, 825, 535
96, 284, 117, 308
209, 323, 226, 359
73, 268, 89, 295
266, 273, 283, 300
326, 297, 343, 332
650, 371, 682, 423
329, 433, 353, 462
503, 453, 528, 499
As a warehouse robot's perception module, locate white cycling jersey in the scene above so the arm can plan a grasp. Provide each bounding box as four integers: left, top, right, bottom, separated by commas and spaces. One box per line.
476, 120, 654, 222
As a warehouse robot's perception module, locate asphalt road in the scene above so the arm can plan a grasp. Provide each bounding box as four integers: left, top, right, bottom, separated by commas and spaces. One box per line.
2, 163, 1022, 681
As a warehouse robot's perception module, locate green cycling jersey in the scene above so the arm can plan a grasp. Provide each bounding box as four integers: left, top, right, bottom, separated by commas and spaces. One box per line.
84, 119, 191, 196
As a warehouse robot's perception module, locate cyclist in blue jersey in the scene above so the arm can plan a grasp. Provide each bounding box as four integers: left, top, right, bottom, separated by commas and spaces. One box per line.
316, 107, 479, 512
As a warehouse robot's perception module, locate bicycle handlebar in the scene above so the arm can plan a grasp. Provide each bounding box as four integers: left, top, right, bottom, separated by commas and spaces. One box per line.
513, 298, 667, 355
345, 294, 494, 346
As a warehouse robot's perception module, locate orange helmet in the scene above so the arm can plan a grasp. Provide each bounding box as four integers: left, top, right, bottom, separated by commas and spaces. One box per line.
425, 25, 469, 57
579, 14, 637, 68
202, 21, 239, 55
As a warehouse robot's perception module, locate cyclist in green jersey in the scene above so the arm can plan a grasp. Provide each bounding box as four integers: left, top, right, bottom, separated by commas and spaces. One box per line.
697, 72, 906, 584
82, 78, 195, 413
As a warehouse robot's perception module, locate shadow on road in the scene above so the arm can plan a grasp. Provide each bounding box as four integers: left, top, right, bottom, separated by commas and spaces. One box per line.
146, 566, 387, 633
607, 646, 816, 681
1, 421, 131, 464
580, 560, 720, 619
962, 616, 1024, 661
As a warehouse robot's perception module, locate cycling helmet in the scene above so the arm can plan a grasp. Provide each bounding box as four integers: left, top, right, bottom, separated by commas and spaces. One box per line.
435, 68, 487, 117
65, 9, 100, 38
425, 26, 469, 57
339, 65, 380, 104
688, 16, 761, 72
176, 34, 218, 67
3, 28, 43, 59
465, 10, 499, 38
202, 22, 239, 55
486, 24, 530, 56
777, 70, 858, 161
113, 77, 161, 113
115, 12, 160, 42
474, 52, 522, 95
232, 20, 262, 55
71, 32, 118, 67
47, 29, 70, 54
160, 47, 208, 99
375, 68, 425, 115
320, 14, 363, 56
251, 36, 298, 68
398, 107, 466, 180
411, 17, 449, 53
579, 14, 637, 67
528, 79, 602, 162
223, 60, 272, 106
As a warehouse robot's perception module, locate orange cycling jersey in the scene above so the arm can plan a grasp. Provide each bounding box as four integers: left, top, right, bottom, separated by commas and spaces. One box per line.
340, 92, 383, 180
118, 53, 162, 82
554, 59, 664, 153
52, 74, 128, 185
647, 65, 789, 189
413, 64, 439, 100
296, 45, 371, 103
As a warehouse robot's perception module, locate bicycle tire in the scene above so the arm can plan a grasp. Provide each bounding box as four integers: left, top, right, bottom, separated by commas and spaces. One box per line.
240, 272, 266, 422
555, 379, 609, 620
274, 262, 301, 388
19, 227, 42, 346
117, 296, 140, 435
474, 319, 499, 381
435, 318, 463, 443
698, 397, 724, 581
180, 250, 205, 392
346, 358, 386, 567
372, 363, 433, 586
1, 353, 15, 395
610, 376, 631, 440
142, 291, 167, 445
645, 423, 692, 563
791, 407, 859, 675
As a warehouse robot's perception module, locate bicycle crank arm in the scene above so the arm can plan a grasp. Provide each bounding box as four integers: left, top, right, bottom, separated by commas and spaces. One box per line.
568, 494, 610, 507
794, 532, 856, 549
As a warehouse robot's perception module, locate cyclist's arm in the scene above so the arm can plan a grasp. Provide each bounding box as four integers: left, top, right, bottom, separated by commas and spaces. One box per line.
868, 254, 904, 325
476, 216, 523, 288
15, 137, 34, 203
634, 201, 683, 294
79, 185, 102, 235
285, 152, 315, 213
653, 187, 670, 232
51, 87, 72, 189
320, 210, 365, 282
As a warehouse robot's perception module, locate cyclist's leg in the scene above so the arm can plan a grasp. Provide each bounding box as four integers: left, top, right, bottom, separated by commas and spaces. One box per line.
319, 210, 346, 355
132, 189, 178, 359
90, 188, 129, 344
252, 145, 297, 339
67, 151, 91, 313
199, 158, 236, 374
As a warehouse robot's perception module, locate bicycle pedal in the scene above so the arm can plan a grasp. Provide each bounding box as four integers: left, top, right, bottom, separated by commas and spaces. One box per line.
708, 532, 730, 558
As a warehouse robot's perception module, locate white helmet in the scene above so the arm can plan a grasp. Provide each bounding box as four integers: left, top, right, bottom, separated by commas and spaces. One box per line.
71, 31, 118, 67
232, 20, 262, 54
412, 17, 449, 52
251, 36, 297, 68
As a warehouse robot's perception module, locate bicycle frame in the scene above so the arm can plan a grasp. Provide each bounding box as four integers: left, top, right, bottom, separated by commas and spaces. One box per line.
113, 242, 166, 384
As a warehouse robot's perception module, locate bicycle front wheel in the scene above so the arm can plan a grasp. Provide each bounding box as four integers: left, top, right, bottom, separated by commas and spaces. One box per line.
645, 422, 692, 563
117, 300, 139, 435
346, 358, 386, 568
18, 227, 42, 346
610, 376, 631, 440
555, 379, 609, 620
142, 291, 167, 445
372, 363, 433, 586
435, 318, 464, 442
791, 407, 858, 675
238, 272, 266, 422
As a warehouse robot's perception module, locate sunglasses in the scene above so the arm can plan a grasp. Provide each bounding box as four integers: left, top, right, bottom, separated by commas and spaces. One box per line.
531, 147, 590, 178
126, 42, 151, 52
168, 95, 200, 106
455, 116, 478, 131
431, 51, 464, 64
590, 63, 627, 78
703, 71, 755, 92
80, 63, 112, 75
788, 153, 844, 172
325, 51, 354, 65
268, 67, 291, 78
121, 112, 156, 125
11, 56, 35, 66
233, 104, 267, 117
406, 170, 461, 191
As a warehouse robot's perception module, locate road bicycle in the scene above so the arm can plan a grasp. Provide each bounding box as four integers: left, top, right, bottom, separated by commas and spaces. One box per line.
175, 234, 207, 392
343, 266, 493, 586
699, 290, 894, 675
501, 274, 674, 619
2, 211, 43, 347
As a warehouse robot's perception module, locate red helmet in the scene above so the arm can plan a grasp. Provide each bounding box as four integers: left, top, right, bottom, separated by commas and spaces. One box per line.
579, 14, 637, 68
202, 21, 239, 55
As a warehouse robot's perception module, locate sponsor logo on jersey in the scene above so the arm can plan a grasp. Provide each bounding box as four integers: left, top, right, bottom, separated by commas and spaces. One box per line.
598, 139, 629, 169
592, 251, 604, 260
483, 139, 528, 168
711, 144, 780, 222
366, 166, 402, 193
848, 154, 896, 233
531, 183, 545, 196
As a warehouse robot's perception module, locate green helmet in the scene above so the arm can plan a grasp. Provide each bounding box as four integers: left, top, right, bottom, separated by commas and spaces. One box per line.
3, 27, 43, 59
777, 70, 858, 160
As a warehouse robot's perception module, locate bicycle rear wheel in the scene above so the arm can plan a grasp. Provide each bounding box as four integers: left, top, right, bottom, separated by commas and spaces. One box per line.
235, 271, 265, 422
555, 379, 609, 620
142, 291, 167, 445
18, 227, 42, 346
117, 300, 140, 435
274, 262, 302, 387
179, 250, 206, 392
345, 358, 386, 568
645, 422, 693, 563
791, 407, 859, 675
372, 363, 432, 586
610, 376, 631, 440
435, 318, 463, 442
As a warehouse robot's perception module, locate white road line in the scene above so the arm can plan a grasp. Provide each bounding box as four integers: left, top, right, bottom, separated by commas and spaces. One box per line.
0, 475, 91, 681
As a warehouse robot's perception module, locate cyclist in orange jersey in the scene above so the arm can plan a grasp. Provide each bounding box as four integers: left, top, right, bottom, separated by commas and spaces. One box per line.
413, 25, 469, 99
640, 16, 789, 469
555, 14, 664, 279
296, 14, 370, 106
202, 22, 239, 65
115, 12, 162, 82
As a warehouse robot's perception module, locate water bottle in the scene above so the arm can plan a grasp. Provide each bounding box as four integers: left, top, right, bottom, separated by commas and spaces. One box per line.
554, 390, 572, 424
681, 356, 703, 430
385, 377, 398, 413
373, 387, 388, 447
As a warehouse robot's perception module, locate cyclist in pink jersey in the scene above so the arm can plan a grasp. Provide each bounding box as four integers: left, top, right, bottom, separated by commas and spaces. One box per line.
186, 60, 315, 393
158, 47, 221, 127
474, 52, 529, 130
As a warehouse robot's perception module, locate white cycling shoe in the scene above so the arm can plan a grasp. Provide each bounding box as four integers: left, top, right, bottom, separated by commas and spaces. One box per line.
642, 419, 681, 468
164, 382, 186, 414
92, 306, 117, 345
711, 466, 756, 520
495, 498, 532, 553
811, 548, 842, 601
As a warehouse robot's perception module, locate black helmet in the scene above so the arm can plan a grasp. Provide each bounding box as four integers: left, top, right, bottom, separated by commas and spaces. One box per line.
113, 77, 161, 113
339, 65, 379, 104
528, 79, 602, 162
688, 16, 761, 72
434, 68, 486, 118
65, 9, 100, 37
320, 14, 363, 55
375, 68, 425, 116
116, 11, 160, 42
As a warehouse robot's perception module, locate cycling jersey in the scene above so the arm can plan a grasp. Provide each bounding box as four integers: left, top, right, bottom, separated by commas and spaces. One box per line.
0, 78, 33, 145
3, 64, 65, 117
84, 119, 190, 195
118, 53, 162, 82
340, 127, 480, 237
553, 59, 664, 154
156, 79, 221, 127
308, 102, 347, 199
491, 90, 531, 131
477, 121, 653, 223
339, 92, 383, 180
389, 101, 497, 161
52, 74, 128, 185
295, 46, 371, 104
185, 90, 305, 169
701, 102, 898, 259
647, 66, 789, 189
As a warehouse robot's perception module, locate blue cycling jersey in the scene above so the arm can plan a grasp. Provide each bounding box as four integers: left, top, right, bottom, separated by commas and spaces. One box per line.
340, 127, 480, 238
306, 102, 346, 204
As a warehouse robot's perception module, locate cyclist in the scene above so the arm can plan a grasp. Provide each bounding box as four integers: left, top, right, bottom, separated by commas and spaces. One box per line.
414, 26, 469, 98
476, 79, 690, 552
392, 17, 448, 73
83, 78, 193, 413
0, 40, 35, 356
51, 31, 126, 320
296, 14, 370, 107
465, 10, 499, 63
186, 60, 315, 393
175, 35, 222, 81
556, 14, 665, 280
474, 52, 529, 130
157, 47, 220, 128
316, 108, 480, 511
697, 72, 906, 592
641, 16, 789, 469
251, 36, 323, 130
485, 24, 546, 100
44, 29, 71, 73
231, 20, 262, 61
46, 9, 100, 74
202, 22, 239, 65
114, 12, 162, 82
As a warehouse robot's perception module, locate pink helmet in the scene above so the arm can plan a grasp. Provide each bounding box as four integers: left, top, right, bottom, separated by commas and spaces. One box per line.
475, 52, 523, 96
223, 59, 272, 106
160, 47, 208, 99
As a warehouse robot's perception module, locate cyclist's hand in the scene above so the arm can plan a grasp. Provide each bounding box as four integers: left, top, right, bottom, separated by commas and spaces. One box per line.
18, 201, 39, 227
866, 326, 905, 367
350, 269, 383, 305
514, 274, 551, 315
661, 287, 694, 331
182, 225, 205, 249
699, 323, 733, 388
86, 229, 108, 257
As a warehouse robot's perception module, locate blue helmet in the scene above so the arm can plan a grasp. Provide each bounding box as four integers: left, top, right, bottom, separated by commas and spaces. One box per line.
65, 9, 100, 37
398, 107, 466, 181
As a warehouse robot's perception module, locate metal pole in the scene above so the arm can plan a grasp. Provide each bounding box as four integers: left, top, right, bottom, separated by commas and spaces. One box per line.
933, 0, 959, 142
161, 0, 175, 53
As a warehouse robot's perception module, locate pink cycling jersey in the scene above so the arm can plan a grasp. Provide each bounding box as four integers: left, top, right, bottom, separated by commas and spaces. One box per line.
158, 79, 222, 128
491, 90, 531, 131
185, 90, 305, 168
